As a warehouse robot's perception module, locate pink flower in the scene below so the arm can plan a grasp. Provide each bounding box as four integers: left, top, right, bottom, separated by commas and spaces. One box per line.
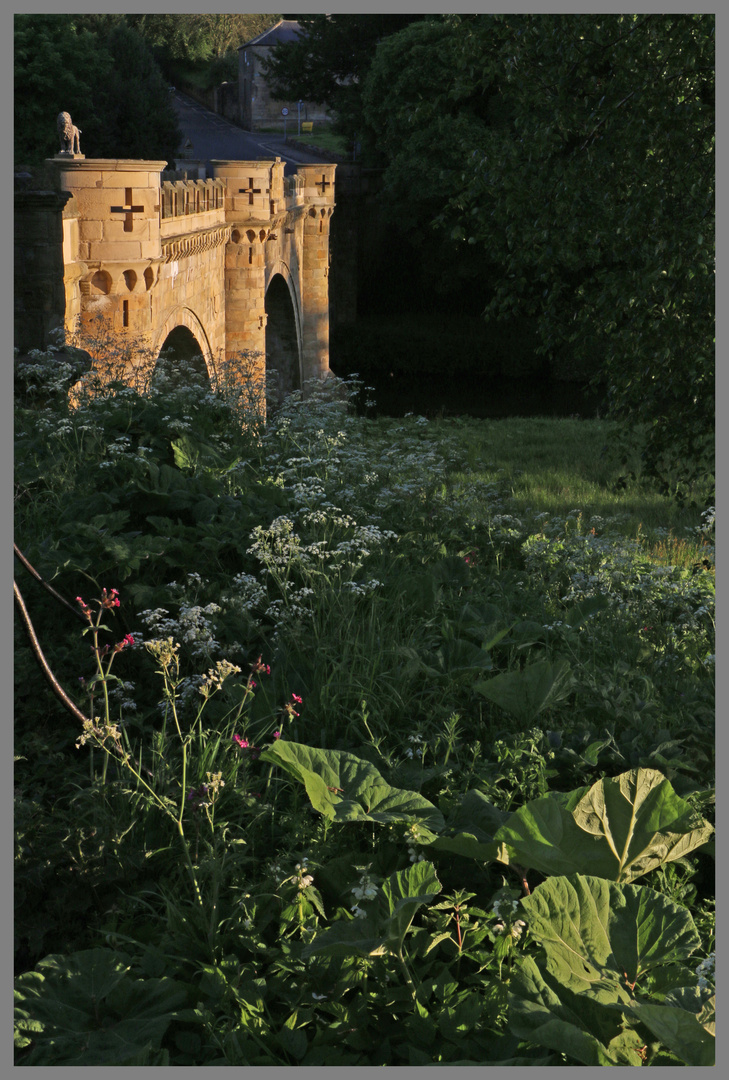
76, 596, 92, 620
234, 737, 262, 760
251, 656, 271, 675
112, 634, 135, 654
291, 693, 303, 705
273, 730, 281, 739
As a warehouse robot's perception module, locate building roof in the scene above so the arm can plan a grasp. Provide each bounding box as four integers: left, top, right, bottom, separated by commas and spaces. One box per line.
240, 19, 304, 49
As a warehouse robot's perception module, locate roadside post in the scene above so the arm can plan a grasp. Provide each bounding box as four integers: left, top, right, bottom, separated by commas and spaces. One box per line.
298, 100, 302, 136
281, 107, 289, 140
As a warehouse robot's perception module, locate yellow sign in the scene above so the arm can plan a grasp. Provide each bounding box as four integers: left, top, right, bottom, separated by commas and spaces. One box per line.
301, 122, 313, 133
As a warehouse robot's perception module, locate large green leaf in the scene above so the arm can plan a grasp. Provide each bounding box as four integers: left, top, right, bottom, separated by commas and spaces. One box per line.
437, 636, 494, 673
493, 768, 713, 882
509, 876, 706, 1064
475, 658, 573, 723
571, 768, 714, 882
259, 740, 444, 831
302, 861, 441, 961
521, 875, 701, 992
628, 989, 715, 1067
509, 956, 644, 1065
171, 434, 232, 474
379, 861, 442, 954
564, 594, 611, 627
494, 795, 604, 878
14, 949, 187, 1066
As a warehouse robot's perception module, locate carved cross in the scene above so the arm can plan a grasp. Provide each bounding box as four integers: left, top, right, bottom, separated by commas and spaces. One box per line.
239, 178, 265, 205
316, 174, 331, 196
111, 188, 144, 232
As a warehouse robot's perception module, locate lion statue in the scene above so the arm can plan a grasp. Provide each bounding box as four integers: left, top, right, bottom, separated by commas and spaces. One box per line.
57, 111, 81, 155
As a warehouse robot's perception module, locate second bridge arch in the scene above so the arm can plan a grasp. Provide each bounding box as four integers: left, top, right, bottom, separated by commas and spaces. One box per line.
265, 272, 302, 408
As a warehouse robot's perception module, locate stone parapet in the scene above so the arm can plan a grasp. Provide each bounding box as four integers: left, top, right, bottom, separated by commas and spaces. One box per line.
294, 164, 337, 206
48, 158, 169, 188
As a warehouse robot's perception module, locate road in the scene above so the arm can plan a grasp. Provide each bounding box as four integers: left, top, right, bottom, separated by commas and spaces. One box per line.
170, 91, 331, 176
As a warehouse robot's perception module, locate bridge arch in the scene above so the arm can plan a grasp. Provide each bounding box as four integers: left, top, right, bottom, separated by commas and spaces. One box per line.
265, 262, 302, 406
153, 306, 215, 382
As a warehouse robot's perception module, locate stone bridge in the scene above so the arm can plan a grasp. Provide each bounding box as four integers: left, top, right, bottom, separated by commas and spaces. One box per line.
23, 154, 337, 395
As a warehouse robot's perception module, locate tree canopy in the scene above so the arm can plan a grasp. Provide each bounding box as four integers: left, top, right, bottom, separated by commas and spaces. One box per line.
15, 14, 181, 166
360, 19, 504, 300
360, 14, 714, 493
127, 14, 280, 65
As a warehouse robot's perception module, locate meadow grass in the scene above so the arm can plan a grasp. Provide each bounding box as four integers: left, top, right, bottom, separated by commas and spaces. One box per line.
430, 414, 713, 558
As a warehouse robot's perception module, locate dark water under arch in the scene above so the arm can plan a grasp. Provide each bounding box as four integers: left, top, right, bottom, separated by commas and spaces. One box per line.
265, 274, 301, 408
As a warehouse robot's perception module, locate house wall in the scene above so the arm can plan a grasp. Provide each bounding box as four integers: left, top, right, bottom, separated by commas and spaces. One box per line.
238, 45, 330, 132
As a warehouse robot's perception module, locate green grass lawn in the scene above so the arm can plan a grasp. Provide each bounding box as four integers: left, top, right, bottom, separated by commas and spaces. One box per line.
253, 126, 349, 156
424, 415, 711, 556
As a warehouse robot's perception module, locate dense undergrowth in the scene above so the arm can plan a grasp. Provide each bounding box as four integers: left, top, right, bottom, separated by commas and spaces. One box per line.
14, 345, 715, 1065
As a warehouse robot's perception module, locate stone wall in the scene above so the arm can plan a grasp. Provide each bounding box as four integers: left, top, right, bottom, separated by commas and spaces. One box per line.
14, 185, 72, 351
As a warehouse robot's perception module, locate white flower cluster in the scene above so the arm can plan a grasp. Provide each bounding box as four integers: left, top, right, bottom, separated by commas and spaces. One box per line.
220, 573, 267, 627
248, 514, 397, 578
291, 858, 314, 890
490, 897, 526, 939
108, 679, 139, 713
137, 601, 222, 660
404, 733, 425, 760
694, 506, 715, 537
247, 517, 301, 569
695, 952, 715, 989
350, 867, 379, 918
340, 579, 383, 597
491, 897, 520, 920
521, 527, 715, 660
199, 659, 242, 697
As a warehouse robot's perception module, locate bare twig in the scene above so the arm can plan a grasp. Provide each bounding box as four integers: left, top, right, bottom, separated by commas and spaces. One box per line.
14, 543, 88, 623
14, 579, 90, 726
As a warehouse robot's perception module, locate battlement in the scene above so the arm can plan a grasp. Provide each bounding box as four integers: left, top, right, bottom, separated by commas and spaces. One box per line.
160, 179, 226, 220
